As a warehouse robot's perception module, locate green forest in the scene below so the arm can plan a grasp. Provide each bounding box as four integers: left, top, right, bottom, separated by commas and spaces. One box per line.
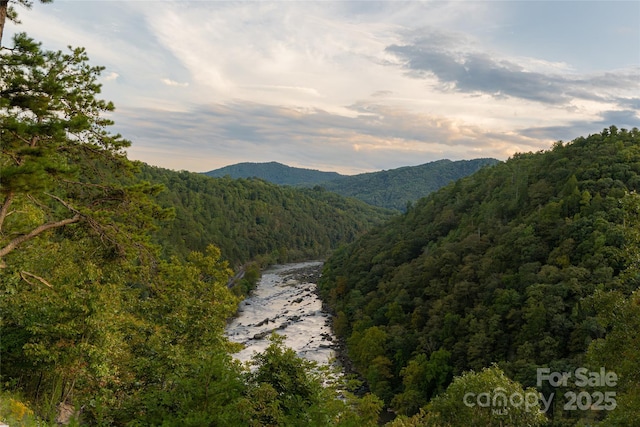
206, 158, 499, 212
319, 159, 499, 211
0, 20, 389, 426
139, 164, 393, 266
2, 2, 640, 427
319, 126, 640, 426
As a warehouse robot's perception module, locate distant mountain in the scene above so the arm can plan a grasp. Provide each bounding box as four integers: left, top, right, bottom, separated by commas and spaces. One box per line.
321, 158, 500, 211
204, 161, 344, 186
204, 158, 500, 211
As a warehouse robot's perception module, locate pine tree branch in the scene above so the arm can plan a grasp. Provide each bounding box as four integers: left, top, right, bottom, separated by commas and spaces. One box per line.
60, 178, 118, 193
26, 194, 49, 211
45, 192, 126, 255
20, 270, 52, 287
0, 213, 81, 262
0, 190, 14, 233
44, 191, 81, 214
5, 130, 31, 147
1, 148, 22, 165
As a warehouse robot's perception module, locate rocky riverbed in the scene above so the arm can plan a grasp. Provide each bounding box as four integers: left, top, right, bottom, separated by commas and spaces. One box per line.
226, 261, 338, 365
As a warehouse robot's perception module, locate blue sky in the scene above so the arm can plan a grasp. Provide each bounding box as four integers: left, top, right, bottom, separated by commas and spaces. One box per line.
5, 1, 640, 174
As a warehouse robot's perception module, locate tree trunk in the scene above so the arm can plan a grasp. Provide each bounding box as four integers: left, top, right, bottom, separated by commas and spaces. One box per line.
0, 0, 8, 47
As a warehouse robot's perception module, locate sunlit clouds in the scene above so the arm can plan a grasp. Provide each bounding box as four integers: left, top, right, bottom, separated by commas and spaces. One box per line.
8, 1, 639, 174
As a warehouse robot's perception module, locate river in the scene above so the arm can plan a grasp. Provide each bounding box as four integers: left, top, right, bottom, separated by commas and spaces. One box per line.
225, 261, 338, 365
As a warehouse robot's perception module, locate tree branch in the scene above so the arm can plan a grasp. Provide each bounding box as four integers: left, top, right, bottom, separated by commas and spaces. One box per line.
20, 270, 53, 287
44, 191, 81, 214
1, 148, 22, 165
5, 129, 33, 148
0, 213, 81, 262
0, 190, 14, 233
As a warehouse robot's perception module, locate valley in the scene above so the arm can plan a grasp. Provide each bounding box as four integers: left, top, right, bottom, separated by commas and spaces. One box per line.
3, 124, 640, 426
2, 2, 639, 424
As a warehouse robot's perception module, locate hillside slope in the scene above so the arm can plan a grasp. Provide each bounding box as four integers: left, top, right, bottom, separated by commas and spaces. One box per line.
206, 158, 499, 211
139, 165, 395, 265
321, 158, 499, 210
318, 126, 640, 418
204, 161, 343, 186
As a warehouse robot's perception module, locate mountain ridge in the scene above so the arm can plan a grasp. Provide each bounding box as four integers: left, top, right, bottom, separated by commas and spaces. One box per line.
204, 161, 343, 186
204, 158, 500, 210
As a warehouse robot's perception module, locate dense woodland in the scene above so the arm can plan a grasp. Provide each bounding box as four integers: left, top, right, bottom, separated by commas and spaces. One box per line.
320, 158, 498, 211
139, 165, 393, 265
2, 3, 640, 426
319, 126, 640, 425
0, 26, 388, 426
206, 158, 499, 211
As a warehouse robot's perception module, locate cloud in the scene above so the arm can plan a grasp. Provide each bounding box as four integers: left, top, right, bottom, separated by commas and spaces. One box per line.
616, 97, 640, 111
385, 29, 640, 108
103, 72, 120, 82
371, 90, 393, 98
242, 84, 322, 97
519, 109, 640, 142
135, 1, 415, 111
14, 1, 639, 175
116, 100, 551, 175
161, 78, 189, 87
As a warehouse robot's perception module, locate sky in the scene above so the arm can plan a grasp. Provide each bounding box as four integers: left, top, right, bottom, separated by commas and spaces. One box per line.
5, 0, 640, 174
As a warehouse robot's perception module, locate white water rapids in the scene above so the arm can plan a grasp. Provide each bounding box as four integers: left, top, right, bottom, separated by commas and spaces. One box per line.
225, 261, 338, 365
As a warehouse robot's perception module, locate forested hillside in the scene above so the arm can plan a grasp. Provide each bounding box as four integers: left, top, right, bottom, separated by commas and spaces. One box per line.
0, 29, 388, 426
319, 127, 640, 424
3, 3, 640, 425
204, 161, 343, 185
139, 165, 394, 265
321, 158, 499, 211
206, 158, 499, 211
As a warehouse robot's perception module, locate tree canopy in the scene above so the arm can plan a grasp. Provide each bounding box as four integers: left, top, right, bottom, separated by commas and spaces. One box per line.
140, 165, 394, 266
2, 4, 639, 425
319, 126, 640, 424
0, 34, 168, 270
0, 27, 391, 427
